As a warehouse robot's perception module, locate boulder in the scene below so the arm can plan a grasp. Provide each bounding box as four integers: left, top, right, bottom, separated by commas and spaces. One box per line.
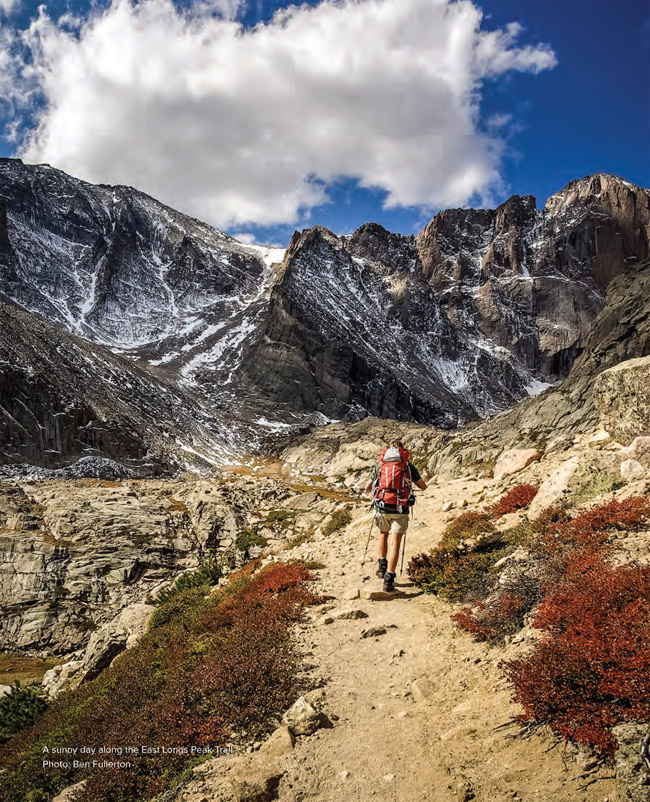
360, 626, 387, 639
594, 355, 650, 444
0, 683, 11, 697
289, 492, 319, 511
619, 436, 650, 467
42, 660, 83, 698
332, 608, 369, 620
228, 756, 283, 802
493, 448, 543, 481
260, 726, 295, 757
80, 629, 128, 682
621, 459, 647, 482
41, 602, 155, 697
612, 722, 650, 802
528, 457, 579, 519
282, 696, 324, 736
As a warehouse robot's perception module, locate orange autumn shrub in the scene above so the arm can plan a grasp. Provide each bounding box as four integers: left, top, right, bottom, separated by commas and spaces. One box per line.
492, 484, 539, 518
0, 562, 320, 802
505, 555, 650, 757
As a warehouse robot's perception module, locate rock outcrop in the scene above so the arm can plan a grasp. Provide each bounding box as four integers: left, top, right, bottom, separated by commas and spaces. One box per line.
594, 355, 650, 444
0, 472, 356, 659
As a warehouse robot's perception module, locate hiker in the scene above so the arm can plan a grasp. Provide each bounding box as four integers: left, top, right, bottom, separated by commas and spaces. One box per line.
364, 441, 427, 593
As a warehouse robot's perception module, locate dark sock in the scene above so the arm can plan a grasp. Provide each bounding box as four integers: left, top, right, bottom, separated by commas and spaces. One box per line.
378, 558, 388, 568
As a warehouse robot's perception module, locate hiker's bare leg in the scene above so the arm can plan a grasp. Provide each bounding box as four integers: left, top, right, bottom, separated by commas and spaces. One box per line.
378, 531, 389, 559
387, 532, 403, 574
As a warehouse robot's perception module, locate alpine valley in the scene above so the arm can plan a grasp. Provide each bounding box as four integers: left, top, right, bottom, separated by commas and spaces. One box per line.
1, 157, 648, 473
2, 157, 650, 802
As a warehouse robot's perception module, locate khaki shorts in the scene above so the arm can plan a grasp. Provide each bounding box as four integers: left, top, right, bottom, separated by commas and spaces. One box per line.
373, 511, 409, 535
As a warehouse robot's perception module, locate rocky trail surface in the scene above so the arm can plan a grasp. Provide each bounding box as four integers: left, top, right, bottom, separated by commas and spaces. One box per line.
174, 470, 621, 802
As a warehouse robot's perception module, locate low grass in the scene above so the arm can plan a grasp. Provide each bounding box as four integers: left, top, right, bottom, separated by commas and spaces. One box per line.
0, 654, 63, 686
234, 529, 269, 552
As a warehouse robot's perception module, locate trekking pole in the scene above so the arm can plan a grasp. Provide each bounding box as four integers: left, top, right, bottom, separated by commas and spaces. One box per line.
401, 500, 413, 575
361, 506, 375, 567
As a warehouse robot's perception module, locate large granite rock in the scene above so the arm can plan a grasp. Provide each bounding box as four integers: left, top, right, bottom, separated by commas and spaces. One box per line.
527, 458, 580, 519
493, 448, 543, 481
612, 722, 650, 802
594, 355, 650, 444
0, 474, 312, 657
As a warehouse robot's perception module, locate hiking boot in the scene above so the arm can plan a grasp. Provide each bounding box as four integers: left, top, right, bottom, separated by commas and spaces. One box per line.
383, 571, 397, 593
376, 558, 388, 578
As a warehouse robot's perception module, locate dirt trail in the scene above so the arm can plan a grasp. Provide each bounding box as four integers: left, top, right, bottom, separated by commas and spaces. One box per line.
271, 479, 617, 802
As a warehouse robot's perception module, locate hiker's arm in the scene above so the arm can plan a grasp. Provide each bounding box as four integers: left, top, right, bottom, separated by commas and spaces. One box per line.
364, 479, 373, 493
414, 478, 427, 490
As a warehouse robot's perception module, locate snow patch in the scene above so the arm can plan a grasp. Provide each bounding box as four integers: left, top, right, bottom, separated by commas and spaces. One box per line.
526, 379, 552, 396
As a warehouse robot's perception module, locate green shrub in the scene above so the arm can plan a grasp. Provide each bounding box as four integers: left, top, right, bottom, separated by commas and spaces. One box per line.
0, 681, 47, 744
408, 547, 507, 601
408, 512, 524, 602
235, 529, 268, 552
441, 512, 496, 549
263, 510, 296, 524
322, 507, 352, 537
155, 552, 226, 606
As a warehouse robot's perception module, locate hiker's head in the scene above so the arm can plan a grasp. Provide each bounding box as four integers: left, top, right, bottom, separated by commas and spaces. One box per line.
390, 440, 404, 449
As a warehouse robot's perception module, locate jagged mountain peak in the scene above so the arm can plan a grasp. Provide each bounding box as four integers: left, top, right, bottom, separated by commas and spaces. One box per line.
545, 171, 649, 208
1, 159, 649, 471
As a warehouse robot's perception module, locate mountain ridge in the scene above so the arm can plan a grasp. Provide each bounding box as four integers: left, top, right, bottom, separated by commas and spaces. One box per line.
0, 159, 648, 470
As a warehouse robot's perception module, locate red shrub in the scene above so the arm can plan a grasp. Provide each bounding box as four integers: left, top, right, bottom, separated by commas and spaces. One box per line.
453, 594, 527, 642
492, 485, 539, 518
532, 497, 650, 560
0, 562, 320, 802
505, 559, 650, 757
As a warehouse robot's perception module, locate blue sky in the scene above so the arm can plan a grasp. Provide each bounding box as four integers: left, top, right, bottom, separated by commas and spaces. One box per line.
0, 0, 648, 245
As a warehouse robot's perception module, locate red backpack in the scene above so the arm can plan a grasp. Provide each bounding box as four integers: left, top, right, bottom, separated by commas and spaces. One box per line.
373, 447, 412, 512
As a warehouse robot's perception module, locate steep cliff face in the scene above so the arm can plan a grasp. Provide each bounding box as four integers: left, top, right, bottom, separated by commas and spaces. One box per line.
0, 159, 648, 466
0, 158, 265, 349
239, 225, 528, 426
0, 298, 245, 470
240, 176, 649, 425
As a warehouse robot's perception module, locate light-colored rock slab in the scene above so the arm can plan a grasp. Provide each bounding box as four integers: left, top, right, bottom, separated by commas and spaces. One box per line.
528, 457, 579, 519
619, 436, 650, 466
594, 355, 650, 444
228, 756, 283, 802
260, 726, 295, 757
493, 448, 543, 481
621, 459, 647, 482
282, 696, 324, 736
333, 608, 369, 620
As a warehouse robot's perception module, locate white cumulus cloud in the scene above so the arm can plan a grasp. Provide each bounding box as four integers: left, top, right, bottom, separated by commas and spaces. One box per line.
0, 0, 19, 15
6, 0, 557, 228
